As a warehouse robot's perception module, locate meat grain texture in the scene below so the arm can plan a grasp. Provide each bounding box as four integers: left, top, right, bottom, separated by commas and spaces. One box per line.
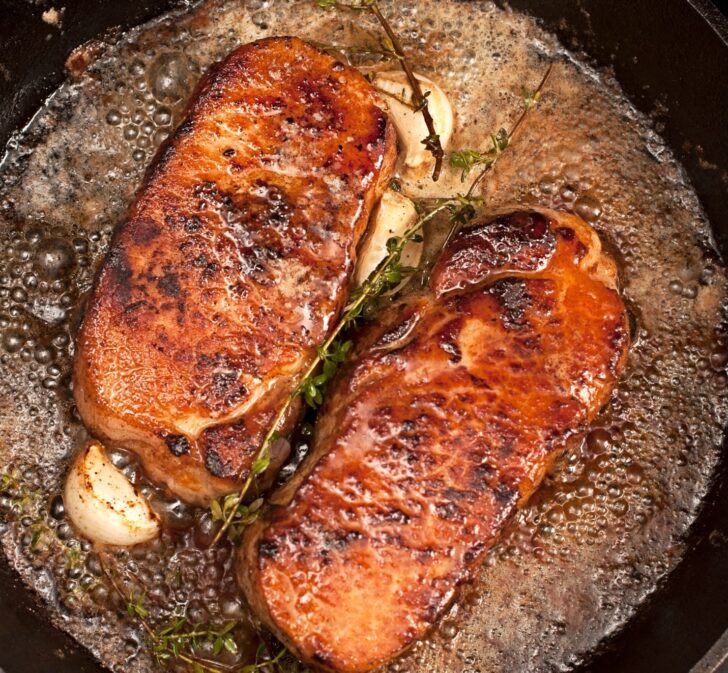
240, 209, 630, 673
73, 37, 396, 504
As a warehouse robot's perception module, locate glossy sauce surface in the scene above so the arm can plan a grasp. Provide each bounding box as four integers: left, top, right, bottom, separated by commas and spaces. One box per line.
0, 1, 725, 672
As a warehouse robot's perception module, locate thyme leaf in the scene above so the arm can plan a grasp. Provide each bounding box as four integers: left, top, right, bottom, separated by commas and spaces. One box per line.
449, 148, 493, 182
449, 127, 509, 182
127, 591, 149, 620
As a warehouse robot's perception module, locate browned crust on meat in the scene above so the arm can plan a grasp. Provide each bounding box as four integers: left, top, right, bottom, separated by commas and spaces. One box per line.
73, 37, 396, 504
239, 208, 630, 673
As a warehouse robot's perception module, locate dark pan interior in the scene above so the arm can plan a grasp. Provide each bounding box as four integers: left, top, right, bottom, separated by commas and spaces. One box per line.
0, 1, 727, 672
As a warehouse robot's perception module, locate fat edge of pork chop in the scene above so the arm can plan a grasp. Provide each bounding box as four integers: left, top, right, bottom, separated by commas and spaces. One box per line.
73, 37, 397, 504
239, 208, 630, 673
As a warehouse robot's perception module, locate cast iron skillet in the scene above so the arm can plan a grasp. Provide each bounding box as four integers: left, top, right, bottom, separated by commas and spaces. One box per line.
0, 1, 727, 672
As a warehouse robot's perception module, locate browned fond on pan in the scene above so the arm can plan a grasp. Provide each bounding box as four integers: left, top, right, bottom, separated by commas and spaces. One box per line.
240, 209, 630, 673
73, 37, 396, 504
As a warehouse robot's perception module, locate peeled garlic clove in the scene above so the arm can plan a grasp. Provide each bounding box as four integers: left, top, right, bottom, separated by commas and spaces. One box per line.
355, 190, 422, 287
64, 441, 160, 546
373, 70, 454, 170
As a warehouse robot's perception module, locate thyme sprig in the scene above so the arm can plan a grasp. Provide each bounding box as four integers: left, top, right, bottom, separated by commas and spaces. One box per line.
440, 63, 554, 254
100, 555, 305, 673
1, 469, 61, 552
209, 196, 475, 546
0, 468, 104, 618
450, 129, 508, 183
309, 39, 398, 66
153, 618, 239, 664
316, 0, 445, 181
454, 63, 554, 197
0, 471, 42, 547
210, 493, 265, 544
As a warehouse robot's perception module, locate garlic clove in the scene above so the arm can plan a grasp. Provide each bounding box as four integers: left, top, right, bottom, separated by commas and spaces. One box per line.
64, 441, 160, 546
373, 70, 454, 170
355, 190, 422, 288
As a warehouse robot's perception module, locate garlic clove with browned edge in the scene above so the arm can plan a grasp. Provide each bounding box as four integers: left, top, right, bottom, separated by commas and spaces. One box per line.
374, 70, 454, 170
64, 441, 160, 546
355, 190, 422, 288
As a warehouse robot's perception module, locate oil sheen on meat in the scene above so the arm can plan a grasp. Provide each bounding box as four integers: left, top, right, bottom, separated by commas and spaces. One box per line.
240, 210, 630, 673
73, 37, 396, 504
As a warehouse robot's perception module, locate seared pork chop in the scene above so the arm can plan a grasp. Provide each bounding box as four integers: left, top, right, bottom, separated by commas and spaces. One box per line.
239, 209, 630, 673
73, 37, 396, 504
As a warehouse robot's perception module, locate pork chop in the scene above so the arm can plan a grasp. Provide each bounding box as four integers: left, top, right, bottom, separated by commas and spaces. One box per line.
239, 208, 630, 673
73, 37, 396, 504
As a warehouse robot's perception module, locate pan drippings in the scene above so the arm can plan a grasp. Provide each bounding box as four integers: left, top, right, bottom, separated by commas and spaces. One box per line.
0, 2, 725, 672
